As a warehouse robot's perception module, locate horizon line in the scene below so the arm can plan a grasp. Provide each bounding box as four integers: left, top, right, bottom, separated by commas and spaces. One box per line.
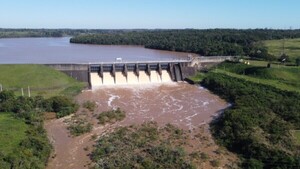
0, 27, 299, 30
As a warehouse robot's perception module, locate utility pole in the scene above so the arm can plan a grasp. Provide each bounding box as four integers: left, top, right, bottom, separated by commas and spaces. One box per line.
282, 38, 286, 55
21, 88, 24, 96
28, 86, 31, 97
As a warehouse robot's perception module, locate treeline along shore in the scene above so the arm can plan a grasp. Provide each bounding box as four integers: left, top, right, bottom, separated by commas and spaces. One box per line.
2, 28, 300, 59
70, 29, 300, 57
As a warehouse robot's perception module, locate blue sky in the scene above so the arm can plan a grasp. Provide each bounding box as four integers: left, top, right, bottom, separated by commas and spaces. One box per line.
0, 0, 299, 29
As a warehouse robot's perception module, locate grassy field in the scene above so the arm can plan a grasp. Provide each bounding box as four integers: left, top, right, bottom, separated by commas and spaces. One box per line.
188, 72, 206, 84
243, 60, 288, 67
264, 38, 300, 61
190, 60, 300, 93
215, 69, 300, 93
0, 65, 85, 97
214, 62, 300, 93
0, 113, 28, 154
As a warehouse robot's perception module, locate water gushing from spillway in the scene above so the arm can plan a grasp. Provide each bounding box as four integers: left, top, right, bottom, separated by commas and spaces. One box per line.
80, 83, 229, 130
45, 83, 229, 169
90, 70, 174, 89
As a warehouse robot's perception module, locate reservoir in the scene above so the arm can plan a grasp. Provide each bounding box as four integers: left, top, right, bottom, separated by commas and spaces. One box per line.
0, 37, 232, 169
0, 37, 190, 64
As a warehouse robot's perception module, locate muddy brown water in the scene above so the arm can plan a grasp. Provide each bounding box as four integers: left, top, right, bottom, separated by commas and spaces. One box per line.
45, 83, 230, 169
0, 37, 193, 64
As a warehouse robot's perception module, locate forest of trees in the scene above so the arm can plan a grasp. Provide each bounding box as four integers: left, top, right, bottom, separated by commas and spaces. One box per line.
70, 29, 300, 57
201, 71, 300, 168
3, 28, 300, 59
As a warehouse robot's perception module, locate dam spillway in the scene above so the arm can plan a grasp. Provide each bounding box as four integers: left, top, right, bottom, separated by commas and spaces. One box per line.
89, 62, 185, 89
44, 56, 233, 89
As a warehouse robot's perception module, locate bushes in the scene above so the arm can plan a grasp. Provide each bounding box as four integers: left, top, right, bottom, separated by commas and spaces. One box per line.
66, 116, 93, 136
0, 91, 79, 118
0, 112, 51, 169
83, 100, 97, 112
91, 123, 195, 169
0, 90, 80, 168
97, 108, 126, 125
2, 127, 52, 169
202, 73, 300, 168
46, 96, 79, 118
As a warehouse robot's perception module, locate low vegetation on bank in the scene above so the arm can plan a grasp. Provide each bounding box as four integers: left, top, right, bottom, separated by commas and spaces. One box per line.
0, 90, 80, 168
97, 108, 126, 125
293, 130, 300, 146
66, 115, 93, 136
0, 113, 28, 154
0, 111, 52, 169
83, 100, 97, 112
91, 122, 216, 169
0, 65, 85, 97
0, 90, 79, 118
201, 69, 300, 168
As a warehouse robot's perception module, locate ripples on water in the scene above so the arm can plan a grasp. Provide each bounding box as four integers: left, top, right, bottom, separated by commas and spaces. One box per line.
0, 37, 192, 64
77, 83, 228, 130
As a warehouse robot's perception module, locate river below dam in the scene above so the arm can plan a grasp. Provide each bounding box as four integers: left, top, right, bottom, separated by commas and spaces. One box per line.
45, 83, 234, 169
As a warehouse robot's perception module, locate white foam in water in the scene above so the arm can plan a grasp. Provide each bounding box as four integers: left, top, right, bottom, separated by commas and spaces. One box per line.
127, 71, 139, 84
107, 94, 120, 107
90, 72, 102, 89
185, 113, 198, 121
103, 72, 115, 85
161, 70, 172, 82
90, 69, 176, 89
115, 72, 127, 85
203, 101, 209, 106
150, 70, 161, 83
138, 71, 151, 84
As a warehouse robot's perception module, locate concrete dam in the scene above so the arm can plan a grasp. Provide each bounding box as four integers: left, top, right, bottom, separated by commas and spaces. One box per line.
90, 61, 186, 88
45, 56, 233, 89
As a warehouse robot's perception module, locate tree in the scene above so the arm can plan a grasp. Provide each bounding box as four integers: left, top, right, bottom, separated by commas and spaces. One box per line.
279, 53, 289, 62
296, 57, 300, 66
264, 54, 277, 62
0, 90, 15, 103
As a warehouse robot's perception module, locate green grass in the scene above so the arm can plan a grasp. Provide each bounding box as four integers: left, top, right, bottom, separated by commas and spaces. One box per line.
97, 108, 126, 125
244, 60, 287, 68
91, 123, 196, 169
264, 38, 300, 61
0, 113, 28, 154
0, 65, 85, 97
188, 72, 206, 83
214, 69, 300, 93
293, 130, 300, 145
214, 61, 300, 93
